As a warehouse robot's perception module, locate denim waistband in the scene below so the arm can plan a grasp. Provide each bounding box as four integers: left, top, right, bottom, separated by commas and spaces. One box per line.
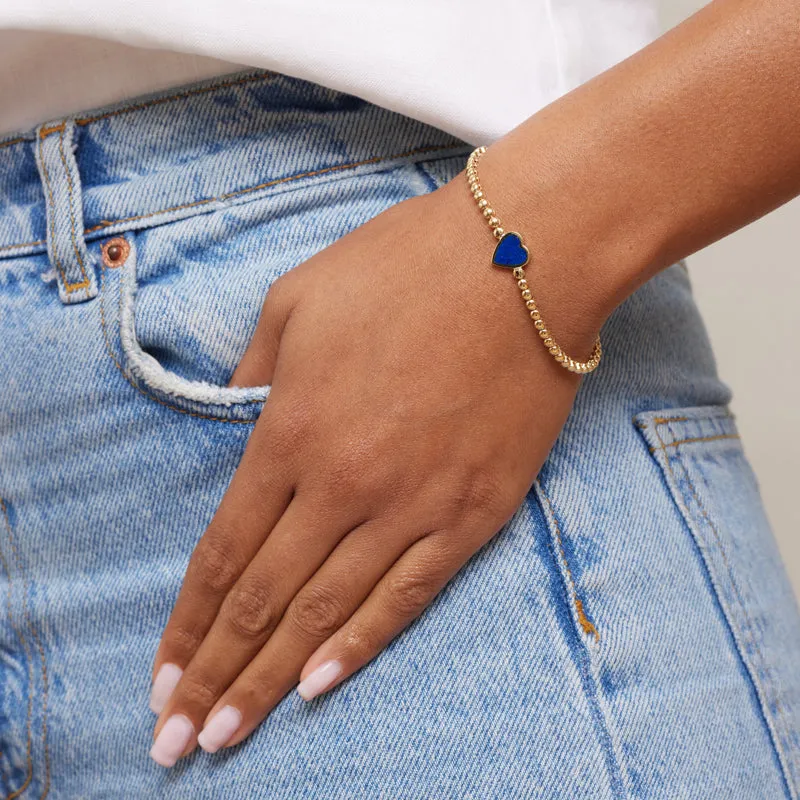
0, 70, 469, 300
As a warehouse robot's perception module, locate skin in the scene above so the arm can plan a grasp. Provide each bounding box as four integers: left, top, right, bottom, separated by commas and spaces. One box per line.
151, 0, 800, 761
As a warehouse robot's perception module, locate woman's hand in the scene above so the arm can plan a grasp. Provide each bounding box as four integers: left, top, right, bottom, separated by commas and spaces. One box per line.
147, 163, 605, 767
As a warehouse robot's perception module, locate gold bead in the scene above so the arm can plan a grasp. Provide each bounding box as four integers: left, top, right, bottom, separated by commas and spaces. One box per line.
521, 289, 532, 301
482, 207, 493, 218
543, 338, 553, 347
539, 329, 549, 339
493, 227, 504, 239
512, 267, 525, 279
526, 300, 536, 310
517, 279, 528, 290
473, 190, 483, 200
488, 217, 500, 227
530, 310, 540, 320
478, 199, 488, 209
534, 320, 545, 330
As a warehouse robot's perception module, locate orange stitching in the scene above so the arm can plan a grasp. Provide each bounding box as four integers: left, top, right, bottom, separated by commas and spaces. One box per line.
648, 433, 740, 453
99, 259, 258, 424
0, 136, 26, 151
37, 134, 89, 295
84, 199, 216, 234
75, 72, 275, 126
0, 536, 34, 799
82, 144, 456, 234
0, 499, 50, 798
537, 481, 599, 639
1, 143, 462, 255
56, 126, 90, 286
653, 416, 689, 424
38, 123, 64, 140
0, 239, 46, 253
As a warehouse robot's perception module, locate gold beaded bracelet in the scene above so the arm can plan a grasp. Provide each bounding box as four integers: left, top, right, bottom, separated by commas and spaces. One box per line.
466, 146, 602, 374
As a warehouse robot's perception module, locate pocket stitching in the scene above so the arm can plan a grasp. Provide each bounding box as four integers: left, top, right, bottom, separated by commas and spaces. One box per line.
648, 418, 797, 797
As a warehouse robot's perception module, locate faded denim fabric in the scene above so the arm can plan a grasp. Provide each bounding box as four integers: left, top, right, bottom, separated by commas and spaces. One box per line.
0, 70, 798, 799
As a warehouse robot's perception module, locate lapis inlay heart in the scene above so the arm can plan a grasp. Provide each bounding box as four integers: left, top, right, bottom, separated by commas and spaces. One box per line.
492, 232, 529, 268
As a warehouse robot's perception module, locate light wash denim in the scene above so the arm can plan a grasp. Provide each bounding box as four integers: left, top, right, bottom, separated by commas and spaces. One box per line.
0, 70, 798, 799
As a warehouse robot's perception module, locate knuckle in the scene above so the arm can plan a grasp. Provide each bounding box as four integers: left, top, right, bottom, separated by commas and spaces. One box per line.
446, 466, 508, 523
178, 671, 221, 708
340, 624, 377, 661
384, 569, 438, 618
167, 622, 205, 657
288, 583, 348, 641
321, 451, 384, 503
189, 530, 242, 594
223, 578, 281, 640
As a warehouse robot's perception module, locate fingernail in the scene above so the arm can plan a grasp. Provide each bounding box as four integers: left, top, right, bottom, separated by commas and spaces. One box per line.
149, 663, 183, 714
197, 705, 242, 754
297, 659, 343, 701
149, 714, 194, 768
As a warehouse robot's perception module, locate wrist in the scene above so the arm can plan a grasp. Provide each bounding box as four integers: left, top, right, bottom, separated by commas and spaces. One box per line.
437, 149, 636, 366
453, 120, 664, 359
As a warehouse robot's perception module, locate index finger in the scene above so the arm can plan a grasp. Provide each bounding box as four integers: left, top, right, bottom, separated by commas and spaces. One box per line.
149, 414, 294, 712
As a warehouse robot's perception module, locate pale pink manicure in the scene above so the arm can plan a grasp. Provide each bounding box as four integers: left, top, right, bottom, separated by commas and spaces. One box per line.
297, 660, 343, 701
149, 714, 194, 768
197, 705, 242, 754
149, 663, 183, 714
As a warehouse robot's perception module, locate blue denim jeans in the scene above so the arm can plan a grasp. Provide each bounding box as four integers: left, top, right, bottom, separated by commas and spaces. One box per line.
0, 70, 798, 799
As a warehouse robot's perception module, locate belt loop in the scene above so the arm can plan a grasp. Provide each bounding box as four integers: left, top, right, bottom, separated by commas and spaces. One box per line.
34, 119, 98, 304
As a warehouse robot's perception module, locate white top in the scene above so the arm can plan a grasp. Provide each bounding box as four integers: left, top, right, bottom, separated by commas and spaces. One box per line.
0, 1, 660, 144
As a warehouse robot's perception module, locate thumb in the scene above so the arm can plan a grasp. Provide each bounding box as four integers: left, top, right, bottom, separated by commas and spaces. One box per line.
228, 277, 295, 388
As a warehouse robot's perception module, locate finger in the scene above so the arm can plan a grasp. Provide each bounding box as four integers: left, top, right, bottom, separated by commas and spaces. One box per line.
151, 495, 361, 749
150, 413, 293, 709
228, 274, 295, 388
191, 518, 423, 753
296, 530, 468, 701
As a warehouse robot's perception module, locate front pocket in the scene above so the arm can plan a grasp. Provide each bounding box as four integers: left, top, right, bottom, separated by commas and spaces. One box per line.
102, 157, 464, 422
635, 406, 800, 792
115, 235, 271, 421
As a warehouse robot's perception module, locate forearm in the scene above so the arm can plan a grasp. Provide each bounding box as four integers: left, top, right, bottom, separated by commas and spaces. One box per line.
459, 0, 800, 350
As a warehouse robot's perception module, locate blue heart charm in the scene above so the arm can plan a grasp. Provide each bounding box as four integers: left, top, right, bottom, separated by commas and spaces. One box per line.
492, 232, 529, 269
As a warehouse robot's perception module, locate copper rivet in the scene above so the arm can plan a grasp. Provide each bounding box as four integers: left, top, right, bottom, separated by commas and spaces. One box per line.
101, 237, 129, 268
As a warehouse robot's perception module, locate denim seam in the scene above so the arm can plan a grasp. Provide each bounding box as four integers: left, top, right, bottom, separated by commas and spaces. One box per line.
532, 481, 628, 800
97, 259, 259, 424
536, 482, 598, 640
0, 498, 51, 799
0, 143, 465, 257
652, 423, 796, 799
646, 433, 740, 453
0, 526, 34, 799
